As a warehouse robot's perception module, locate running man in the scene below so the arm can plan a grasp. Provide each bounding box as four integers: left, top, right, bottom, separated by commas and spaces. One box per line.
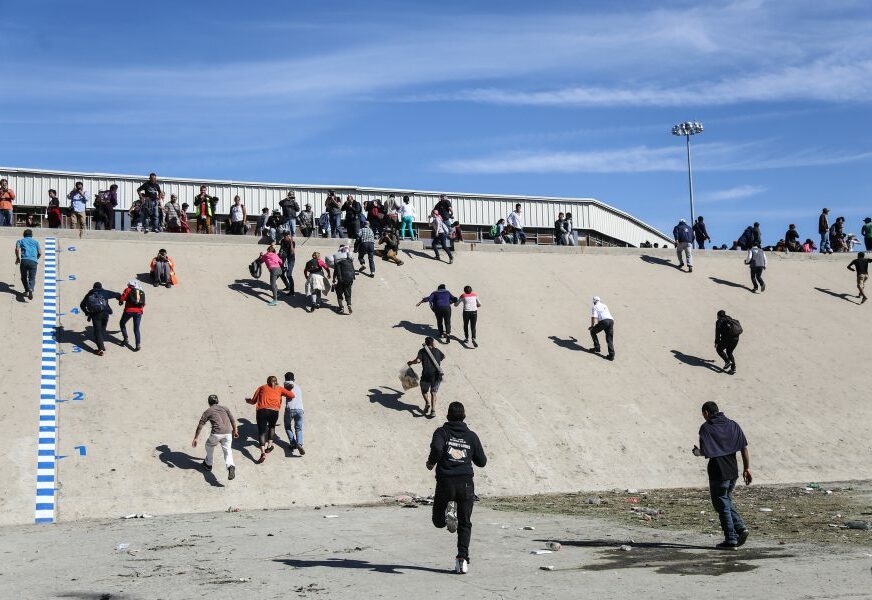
283, 372, 305, 456
692, 401, 752, 550
79, 282, 112, 356
715, 310, 742, 375
118, 280, 145, 351
589, 296, 615, 361
417, 284, 458, 343
745, 244, 767, 293
246, 376, 295, 464
426, 401, 487, 574
456, 286, 481, 347
193, 395, 238, 481
847, 251, 872, 304
14, 228, 41, 301
407, 337, 445, 418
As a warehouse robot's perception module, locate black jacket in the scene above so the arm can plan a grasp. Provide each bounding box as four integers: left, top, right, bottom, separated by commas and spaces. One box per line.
428, 421, 487, 479
279, 198, 299, 219
334, 256, 356, 284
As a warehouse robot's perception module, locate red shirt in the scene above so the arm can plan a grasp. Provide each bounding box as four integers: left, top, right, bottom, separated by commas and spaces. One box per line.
252, 384, 294, 411
119, 286, 145, 314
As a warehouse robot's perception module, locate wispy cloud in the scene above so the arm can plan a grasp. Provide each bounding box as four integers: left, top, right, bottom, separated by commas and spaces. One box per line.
437, 143, 872, 174
702, 185, 767, 202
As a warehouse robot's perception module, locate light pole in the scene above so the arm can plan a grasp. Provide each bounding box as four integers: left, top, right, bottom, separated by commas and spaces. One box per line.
671, 121, 703, 225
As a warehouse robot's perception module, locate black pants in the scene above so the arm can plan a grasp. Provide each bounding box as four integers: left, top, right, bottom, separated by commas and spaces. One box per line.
335, 281, 352, 307
91, 312, 109, 352
358, 241, 375, 273
346, 221, 360, 239
256, 409, 279, 447
590, 318, 614, 356
432, 476, 475, 561
463, 311, 477, 340
716, 338, 739, 369
750, 266, 764, 290
431, 233, 453, 259
434, 306, 452, 337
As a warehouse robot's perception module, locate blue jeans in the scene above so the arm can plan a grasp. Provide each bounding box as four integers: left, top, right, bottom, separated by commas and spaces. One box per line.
709, 478, 746, 543
0, 209, 12, 226
512, 228, 526, 244
119, 312, 142, 347
431, 233, 452, 260
20, 259, 38, 292
284, 408, 304, 447
330, 213, 343, 238
146, 201, 161, 232
400, 215, 415, 239
284, 217, 297, 236
820, 232, 830, 253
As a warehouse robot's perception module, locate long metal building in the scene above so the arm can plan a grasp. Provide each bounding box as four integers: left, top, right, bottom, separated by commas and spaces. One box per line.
0, 166, 671, 246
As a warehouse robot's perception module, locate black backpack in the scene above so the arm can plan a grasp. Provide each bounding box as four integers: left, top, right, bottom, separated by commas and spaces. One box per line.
723, 317, 743, 337
127, 288, 145, 307
85, 292, 108, 315
249, 260, 262, 279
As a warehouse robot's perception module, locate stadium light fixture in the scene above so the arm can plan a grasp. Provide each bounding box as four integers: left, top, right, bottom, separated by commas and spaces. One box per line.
671, 121, 704, 225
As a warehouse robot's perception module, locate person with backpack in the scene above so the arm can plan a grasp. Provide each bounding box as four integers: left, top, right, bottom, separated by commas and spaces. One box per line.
490, 218, 506, 245
693, 216, 711, 250
745, 244, 767, 293
279, 191, 299, 236
426, 401, 487, 574
417, 284, 459, 343
736, 225, 754, 251
192, 394, 238, 481
245, 375, 295, 465
407, 336, 446, 418
93, 185, 118, 230
430, 210, 453, 263
282, 372, 305, 457
456, 286, 480, 347
672, 219, 695, 272
332, 247, 356, 314
715, 310, 742, 375
150, 248, 177, 288
118, 280, 146, 351
79, 282, 112, 356
847, 251, 872, 304
589, 296, 615, 361
692, 401, 752, 550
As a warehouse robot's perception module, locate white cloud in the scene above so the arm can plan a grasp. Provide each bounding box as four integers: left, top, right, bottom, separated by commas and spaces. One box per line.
437, 143, 872, 174
703, 185, 767, 202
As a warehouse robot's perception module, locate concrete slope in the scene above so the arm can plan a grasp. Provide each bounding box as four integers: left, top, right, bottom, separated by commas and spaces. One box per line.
2, 229, 869, 524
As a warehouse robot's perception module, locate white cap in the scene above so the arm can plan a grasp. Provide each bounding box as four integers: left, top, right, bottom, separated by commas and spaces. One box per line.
679, 218, 686, 223
592, 296, 600, 304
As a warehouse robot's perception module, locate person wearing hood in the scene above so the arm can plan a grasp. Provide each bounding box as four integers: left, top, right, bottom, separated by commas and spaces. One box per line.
692, 401, 752, 550
150, 248, 177, 288
672, 219, 694, 272
79, 282, 112, 356
588, 296, 615, 361
693, 216, 711, 250
426, 401, 487, 575
745, 244, 768, 293
118, 279, 146, 351
862, 217, 872, 252
715, 310, 741, 374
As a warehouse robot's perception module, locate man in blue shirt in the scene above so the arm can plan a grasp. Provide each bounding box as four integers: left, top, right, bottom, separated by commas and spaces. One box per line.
14, 229, 41, 301
417, 284, 459, 343
672, 218, 695, 272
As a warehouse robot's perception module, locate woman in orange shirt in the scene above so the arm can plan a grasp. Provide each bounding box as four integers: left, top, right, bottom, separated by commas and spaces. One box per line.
246, 376, 295, 463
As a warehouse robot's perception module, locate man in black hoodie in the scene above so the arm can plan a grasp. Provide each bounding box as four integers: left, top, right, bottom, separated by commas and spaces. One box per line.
714, 310, 741, 375
427, 401, 487, 575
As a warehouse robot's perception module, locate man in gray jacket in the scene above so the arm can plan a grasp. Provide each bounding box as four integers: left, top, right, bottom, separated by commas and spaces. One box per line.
745, 244, 767, 292
673, 219, 695, 272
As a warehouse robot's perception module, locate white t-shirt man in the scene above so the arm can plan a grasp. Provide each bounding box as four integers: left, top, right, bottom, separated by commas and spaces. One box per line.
507, 209, 524, 230
591, 298, 613, 321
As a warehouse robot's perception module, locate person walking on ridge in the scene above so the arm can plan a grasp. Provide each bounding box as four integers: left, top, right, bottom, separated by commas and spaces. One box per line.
283, 372, 305, 456
258, 245, 287, 306
819, 208, 832, 253
745, 244, 767, 293
693, 216, 711, 250
506, 203, 526, 244
862, 218, 872, 252
715, 310, 742, 375
118, 279, 146, 351
588, 296, 615, 361
79, 282, 112, 356
673, 219, 694, 272
67, 181, 89, 238
847, 251, 872, 304
692, 401, 752, 550
456, 286, 480, 347
246, 376, 295, 464
137, 173, 162, 234
193, 394, 238, 480
430, 210, 454, 263
426, 401, 487, 574
14, 228, 40, 301
356, 220, 376, 275
408, 336, 446, 418
418, 284, 458, 343
332, 247, 356, 314
303, 251, 331, 311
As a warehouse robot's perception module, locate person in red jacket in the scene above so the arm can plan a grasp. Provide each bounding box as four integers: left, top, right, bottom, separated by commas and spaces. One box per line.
118, 280, 146, 351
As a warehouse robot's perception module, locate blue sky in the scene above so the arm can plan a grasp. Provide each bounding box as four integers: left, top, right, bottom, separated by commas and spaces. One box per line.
1, 0, 871, 244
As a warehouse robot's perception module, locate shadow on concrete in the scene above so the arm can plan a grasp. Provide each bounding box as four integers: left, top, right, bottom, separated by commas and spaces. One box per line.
639, 255, 675, 268
814, 287, 860, 304
393, 320, 439, 338
368, 387, 424, 418
234, 418, 263, 463
154, 444, 223, 487
228, 278, 272, 303
548, 335, 586, 352
671, 350, 722, 372
135, 272, 154, 286
0, 280, 26, 302
709, 277, 752, 292
56, 324, 122, 355
273, 557, 451, 575
401, 248, 432, 260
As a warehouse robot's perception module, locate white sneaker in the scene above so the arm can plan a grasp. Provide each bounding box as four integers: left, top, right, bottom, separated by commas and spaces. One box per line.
455, 558, 469, 574
446, 501, 458, 533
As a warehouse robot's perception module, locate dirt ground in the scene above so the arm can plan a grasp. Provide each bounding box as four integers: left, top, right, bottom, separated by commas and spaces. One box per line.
485, 480, 872, 546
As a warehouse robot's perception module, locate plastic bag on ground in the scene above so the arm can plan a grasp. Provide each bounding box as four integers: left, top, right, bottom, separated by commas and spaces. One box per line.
399, 366, 419, 391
